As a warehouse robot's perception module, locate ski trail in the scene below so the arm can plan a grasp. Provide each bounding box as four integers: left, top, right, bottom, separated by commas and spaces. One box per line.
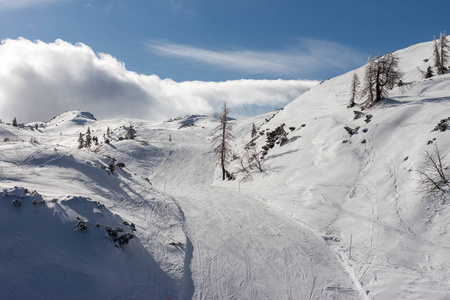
171, 185, 362, 299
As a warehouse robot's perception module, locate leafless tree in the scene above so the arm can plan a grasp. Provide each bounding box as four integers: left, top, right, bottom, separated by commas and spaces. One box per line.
212, 102, 234, 180
417, 144, 449, 194
251, 123, 258, 138
434, 32, 450, 75
239, 147, 264, 179
361, 53, 403, 108
348, 72, 360, 108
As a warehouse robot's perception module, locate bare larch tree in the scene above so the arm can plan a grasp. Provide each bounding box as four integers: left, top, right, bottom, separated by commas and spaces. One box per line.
434, 32, 450, 75
212, 102, 234, 180
361, 52, 403, 108
348, 72, 360, 108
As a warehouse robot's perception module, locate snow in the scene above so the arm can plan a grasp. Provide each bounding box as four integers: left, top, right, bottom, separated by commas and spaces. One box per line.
1, 39, 450, 299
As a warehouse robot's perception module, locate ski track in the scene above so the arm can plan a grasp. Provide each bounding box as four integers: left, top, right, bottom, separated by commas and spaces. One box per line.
170, 184, 362, 299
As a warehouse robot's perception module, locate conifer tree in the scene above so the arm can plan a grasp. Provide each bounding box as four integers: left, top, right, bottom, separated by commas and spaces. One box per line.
125, 125, 136, 140
78, 133, 84, 149
251, 123, 258, 138
212, 102, 234, 180
348, 72, 360, 108
425, 66, 434, 78
12, 117, 18, 127
85, 127, 91, 148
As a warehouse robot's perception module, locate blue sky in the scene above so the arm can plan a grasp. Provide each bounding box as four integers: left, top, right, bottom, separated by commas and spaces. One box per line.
0, 0, 450, 123
1, 0, 448, 82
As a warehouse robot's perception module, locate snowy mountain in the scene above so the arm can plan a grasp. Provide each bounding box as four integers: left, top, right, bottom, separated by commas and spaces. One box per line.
1, 39, 450, 299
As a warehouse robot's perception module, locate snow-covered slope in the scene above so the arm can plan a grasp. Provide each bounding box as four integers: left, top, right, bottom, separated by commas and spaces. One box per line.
230, 39, 450, 299
1, 39, 450, 300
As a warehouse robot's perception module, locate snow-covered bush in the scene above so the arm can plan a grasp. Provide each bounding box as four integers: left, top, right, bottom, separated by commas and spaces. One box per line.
76, 217, 89, 231
104, 226, 134, 248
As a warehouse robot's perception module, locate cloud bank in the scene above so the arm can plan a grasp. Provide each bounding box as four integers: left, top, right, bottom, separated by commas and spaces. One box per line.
0, 38, 318, 123
148, 38, 364, 77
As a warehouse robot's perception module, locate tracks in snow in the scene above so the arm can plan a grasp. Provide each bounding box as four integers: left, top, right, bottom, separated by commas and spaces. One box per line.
171, 186, 362, 300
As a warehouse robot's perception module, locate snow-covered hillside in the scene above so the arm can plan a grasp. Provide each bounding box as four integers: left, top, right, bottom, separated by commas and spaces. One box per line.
1, 39, 450, 299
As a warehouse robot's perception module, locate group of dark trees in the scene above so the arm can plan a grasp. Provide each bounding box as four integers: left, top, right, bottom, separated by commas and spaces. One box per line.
348, 52, 403, 109
349, 31, 450, 109
78, 127, 98, 149
433, 32, 450, 75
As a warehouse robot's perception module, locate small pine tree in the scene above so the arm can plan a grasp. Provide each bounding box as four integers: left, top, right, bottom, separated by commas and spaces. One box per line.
125, 125, 136, 140
425, 66, 434, 78
251, 123, 258, 138
78, 133, 84, 149
85, 127, 91, 148
348, 72, 360, 108
12, 117, 18, 127
106, 127, 111, 136
169, 134, 172, 142
108, 158, 116, 174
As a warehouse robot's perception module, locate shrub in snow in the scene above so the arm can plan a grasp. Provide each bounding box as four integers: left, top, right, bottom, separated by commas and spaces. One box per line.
3, 137, 10, 142
76, 217, 89, 231
117, 162, 125, 169
12, 199, 21, 207
32, 199, 38, 205
51, 198, 58, 203
265, 124, 288, 148
433, 118, 450, 132
417, 144, 449, 194
365, 114, 373, 123
104, 226, 134, 248
169, 242, 183, 246
114, 233, 135, 248
344, 126, 360, 136
353, 110, 364, 120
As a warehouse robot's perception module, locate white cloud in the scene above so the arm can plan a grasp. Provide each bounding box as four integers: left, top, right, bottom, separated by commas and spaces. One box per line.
0, 38, 317, 123
148, 39, 365, 76
0, 0, 66, 9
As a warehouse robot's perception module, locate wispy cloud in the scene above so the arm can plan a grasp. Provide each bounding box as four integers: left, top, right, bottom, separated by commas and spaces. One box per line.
0, 0, 66, 10
0, 38, 317, 123
148, 39, 365, 77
